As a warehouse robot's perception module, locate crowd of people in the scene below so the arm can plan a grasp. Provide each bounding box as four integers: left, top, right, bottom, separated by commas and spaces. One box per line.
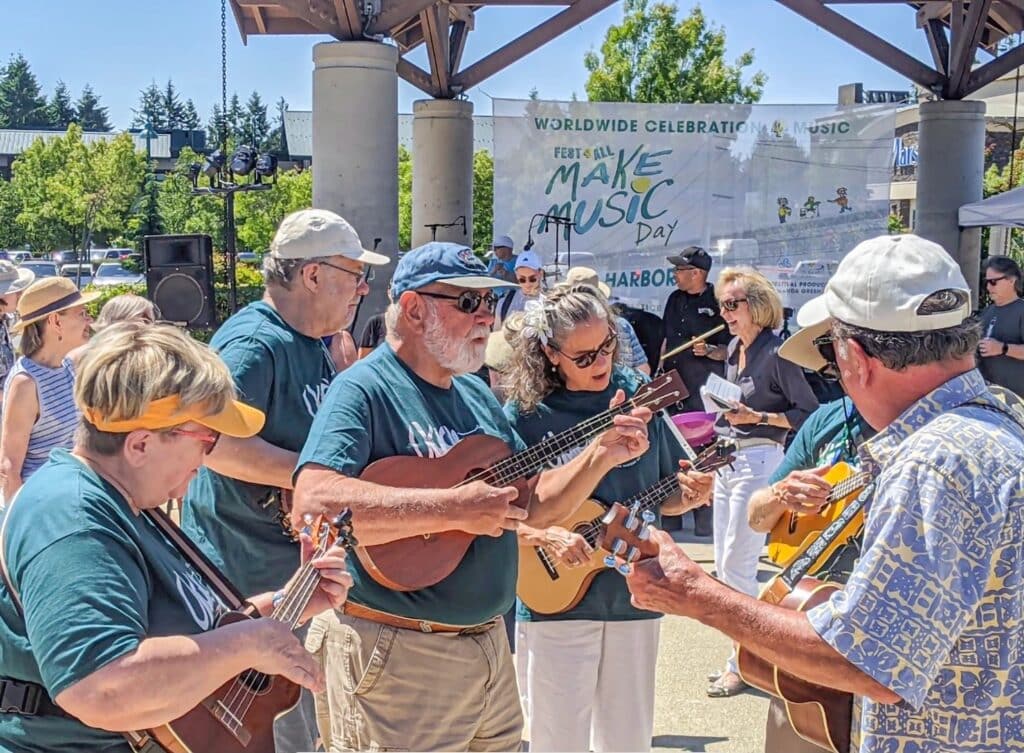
0, 211, 1019, 753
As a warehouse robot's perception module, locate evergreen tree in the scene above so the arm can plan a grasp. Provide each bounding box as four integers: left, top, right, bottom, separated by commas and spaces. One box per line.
206, 104, 227, 150
76, 85, 111, 131
243, 91, 271, 148
265, 96, 289, 156
131, 82, 166, 130
182, 98, 201, 131
49, 81, 77, 129
162, 79, 184, 129
0, 54, 51, 129
227, 93, 245, 142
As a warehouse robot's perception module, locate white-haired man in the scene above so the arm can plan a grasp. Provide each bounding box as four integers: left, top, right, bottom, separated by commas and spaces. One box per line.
181, 208, 389, 753
291, 241, 655, 752
626, 234, 1023, 753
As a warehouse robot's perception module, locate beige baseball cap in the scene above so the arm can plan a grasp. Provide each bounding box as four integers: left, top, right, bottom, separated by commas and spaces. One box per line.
270, 208, 390, 265
779, 234, 971, 371
564, 266, 611, 298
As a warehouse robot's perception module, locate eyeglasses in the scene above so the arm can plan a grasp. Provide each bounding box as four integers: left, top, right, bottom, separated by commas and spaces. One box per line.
318, 260, 375, 285
418, 290, 500, 315
674, 267, 696, 274
553, 329, 618, 368
812, 334, 841, 381
517, 275, 539, 284
985, 275, 1008, 287
720, 298, 748, 312
168, 428, 221, 455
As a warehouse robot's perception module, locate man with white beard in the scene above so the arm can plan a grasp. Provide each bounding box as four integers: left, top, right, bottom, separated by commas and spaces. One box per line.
291, 242, 655, 752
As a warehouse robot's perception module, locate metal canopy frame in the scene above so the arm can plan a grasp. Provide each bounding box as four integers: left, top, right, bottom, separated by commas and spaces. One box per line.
230, 0, 615, 98
776, 1, 1024, 99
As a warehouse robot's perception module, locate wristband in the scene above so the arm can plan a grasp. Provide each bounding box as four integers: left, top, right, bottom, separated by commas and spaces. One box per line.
759, 412, 768, 425
1003, 342, 1009, 356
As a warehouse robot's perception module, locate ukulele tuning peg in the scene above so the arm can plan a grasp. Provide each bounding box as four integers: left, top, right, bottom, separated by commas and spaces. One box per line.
603, 554, 618, 569
611, 538, 627, 556
303, 513, 314, 525
627, 545, 641, 562
625, 502, 641, 530
638, 527, 651, 542
641, 510, 655, 524
615, 562, 631, 576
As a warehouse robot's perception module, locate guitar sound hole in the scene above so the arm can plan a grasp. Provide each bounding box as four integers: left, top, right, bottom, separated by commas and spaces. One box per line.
240, 671, 272, 695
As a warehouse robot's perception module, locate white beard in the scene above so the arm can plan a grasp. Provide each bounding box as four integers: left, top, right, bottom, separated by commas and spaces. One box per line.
423, 306, 488, 375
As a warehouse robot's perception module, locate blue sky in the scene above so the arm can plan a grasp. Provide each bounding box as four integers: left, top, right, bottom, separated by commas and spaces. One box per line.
1, 0, 935, 128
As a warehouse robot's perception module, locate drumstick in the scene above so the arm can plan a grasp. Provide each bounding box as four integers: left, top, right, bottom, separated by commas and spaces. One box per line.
660, 324, 727, 361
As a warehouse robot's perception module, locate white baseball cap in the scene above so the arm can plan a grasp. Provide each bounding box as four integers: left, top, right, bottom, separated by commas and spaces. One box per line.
515, 251, 543, 272
780, 234, 972, 372
270, 208, 390, 265
492, 234, 514, 250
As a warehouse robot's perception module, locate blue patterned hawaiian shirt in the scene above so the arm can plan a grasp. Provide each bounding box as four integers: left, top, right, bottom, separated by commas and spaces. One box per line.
807, 369, 1024, 753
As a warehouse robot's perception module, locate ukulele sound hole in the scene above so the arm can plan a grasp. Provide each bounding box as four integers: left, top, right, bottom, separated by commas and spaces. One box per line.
240, 671, 272, 695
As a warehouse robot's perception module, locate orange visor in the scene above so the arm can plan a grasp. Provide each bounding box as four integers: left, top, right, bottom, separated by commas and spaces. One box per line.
81, 394, 265, 437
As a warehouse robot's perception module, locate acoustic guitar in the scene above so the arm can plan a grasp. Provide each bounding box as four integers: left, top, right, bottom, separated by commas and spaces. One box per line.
142, 510, 356, 753
517, 440, 736, 614
354, 370, 689, 592
736, 482, 875, 753
766, 462, 870, 567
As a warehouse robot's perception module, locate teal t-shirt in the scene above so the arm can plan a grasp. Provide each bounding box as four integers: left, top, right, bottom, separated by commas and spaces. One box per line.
505, 367, 686, 623
295, 344, 527, 626
182, 301, 336, 595
0, 450, 227, 753
769, 397, 872, 484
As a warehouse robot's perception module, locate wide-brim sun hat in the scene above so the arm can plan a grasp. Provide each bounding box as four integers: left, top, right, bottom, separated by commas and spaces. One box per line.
12, 277, 101, 333
0, 261, 35, 297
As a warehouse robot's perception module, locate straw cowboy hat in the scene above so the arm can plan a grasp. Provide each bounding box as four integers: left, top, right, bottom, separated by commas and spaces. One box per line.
0, 260, 35, 297
13, 277, 100, 333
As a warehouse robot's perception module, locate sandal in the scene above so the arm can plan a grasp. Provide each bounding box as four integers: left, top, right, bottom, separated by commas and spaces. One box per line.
706, 670, 723, 682
706, 671, 748, 698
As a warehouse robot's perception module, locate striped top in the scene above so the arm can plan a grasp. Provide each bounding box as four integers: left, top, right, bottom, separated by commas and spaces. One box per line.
2, 356, 78, 480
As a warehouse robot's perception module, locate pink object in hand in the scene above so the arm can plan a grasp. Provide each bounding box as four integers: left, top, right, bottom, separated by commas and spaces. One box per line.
671, 411, 717, 447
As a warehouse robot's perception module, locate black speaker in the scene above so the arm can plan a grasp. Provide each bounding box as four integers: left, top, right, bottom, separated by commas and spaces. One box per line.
144, 234, 217, 329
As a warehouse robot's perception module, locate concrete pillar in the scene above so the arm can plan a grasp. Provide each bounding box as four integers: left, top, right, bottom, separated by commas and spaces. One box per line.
312, 41, 398, 325
411, 98, 475, 248
914, 99, 986, 305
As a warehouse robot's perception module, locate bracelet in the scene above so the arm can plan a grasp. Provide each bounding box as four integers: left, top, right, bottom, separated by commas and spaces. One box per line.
1003, 342, 1009, 356
272, 590, 287, 609
759, 411, 769, 425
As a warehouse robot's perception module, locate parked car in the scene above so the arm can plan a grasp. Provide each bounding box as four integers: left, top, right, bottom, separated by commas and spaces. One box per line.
60, 263, 94, 288
237, 251, 261, 265
11, 252, 32, 264
89, 248, 126, 266
20, 261, 59, 279
91, 262, 145, 288
52, 250, 80, 265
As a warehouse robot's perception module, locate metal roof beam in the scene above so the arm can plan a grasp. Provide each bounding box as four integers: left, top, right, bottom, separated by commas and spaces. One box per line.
371, 0, 439, 33
332, 0, 365, 37
423, 3, 452, 96
925, 16, 951, 74
397, 57, 436, 95
946, 0, 992, 97
966, 33, 1024, 92
449, 19, 469, 74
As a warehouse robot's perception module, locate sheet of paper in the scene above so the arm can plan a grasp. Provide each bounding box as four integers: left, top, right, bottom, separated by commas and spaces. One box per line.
699, 372, 743, 414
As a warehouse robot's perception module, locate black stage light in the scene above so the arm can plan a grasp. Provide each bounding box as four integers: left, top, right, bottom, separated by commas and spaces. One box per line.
230, 145, 258, 176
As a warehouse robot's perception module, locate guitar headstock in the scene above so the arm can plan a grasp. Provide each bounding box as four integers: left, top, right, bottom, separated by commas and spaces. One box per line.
301, 509, 358, 554
331, 509, 358, 551
634, 370, 690, 412
691, 439, 736, 474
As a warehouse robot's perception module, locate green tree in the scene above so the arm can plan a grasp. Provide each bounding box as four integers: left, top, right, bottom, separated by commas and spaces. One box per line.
0, 179, 25, 249
49, 81, 76, 129
266, 96, 289, 156
0, 54, 51, 129
398, 145, 412, 249
227, 93, 245, 142
234, 167, 313, 252
156, 147, 225, 246
182, 99, 201, 131
131, 82, 165, 130
75, 85, 111, 131
473, 150, 494, 253
206, 104, 227, 149
584, 0, 765, 104
162, 80, 185, 129
243, 91, 272, 149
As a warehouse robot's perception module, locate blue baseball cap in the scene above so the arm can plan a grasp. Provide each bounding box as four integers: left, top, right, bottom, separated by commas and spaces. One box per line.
390, 242, 514, 299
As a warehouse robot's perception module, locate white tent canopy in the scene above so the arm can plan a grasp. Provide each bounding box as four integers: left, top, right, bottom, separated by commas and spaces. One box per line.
960, 185, 1024, 227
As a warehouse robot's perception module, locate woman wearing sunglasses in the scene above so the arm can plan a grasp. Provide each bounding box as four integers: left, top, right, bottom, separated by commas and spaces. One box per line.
495, 250, 545, 326
978, 255, 1024, 396
706, 267, 818, 698
501, 284, 714, 753
0, 322, 353, 753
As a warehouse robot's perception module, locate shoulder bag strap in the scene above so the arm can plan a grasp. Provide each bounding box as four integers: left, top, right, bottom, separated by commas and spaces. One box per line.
0, 489, 25, 615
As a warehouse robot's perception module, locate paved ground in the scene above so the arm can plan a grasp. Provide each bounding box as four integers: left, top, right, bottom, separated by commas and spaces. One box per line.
520, 517, 781, 753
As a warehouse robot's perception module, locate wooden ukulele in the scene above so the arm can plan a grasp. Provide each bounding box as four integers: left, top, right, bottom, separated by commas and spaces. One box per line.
142, 510, 356, 753
355, 370, 689, 591
766, 462, 870, 567
517, 439, 736, 614
736, 481, 875, 753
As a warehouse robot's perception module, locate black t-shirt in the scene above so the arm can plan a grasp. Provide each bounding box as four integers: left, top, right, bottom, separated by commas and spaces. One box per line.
662, 284, 730, 410
979, 299, 1024, 397
619, 305, 664, 374
358, 312, 387, 351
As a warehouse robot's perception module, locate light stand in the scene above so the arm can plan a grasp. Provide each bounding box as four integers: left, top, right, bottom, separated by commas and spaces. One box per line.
423, 215, 468, 242
534, 212, 575, 282
189, 147, 277, 313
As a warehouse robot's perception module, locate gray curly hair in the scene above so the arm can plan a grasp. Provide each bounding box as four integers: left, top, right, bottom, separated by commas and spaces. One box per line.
501, 284, 621, 413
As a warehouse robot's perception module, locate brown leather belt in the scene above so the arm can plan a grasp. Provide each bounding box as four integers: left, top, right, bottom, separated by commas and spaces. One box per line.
342, 601, 498, 635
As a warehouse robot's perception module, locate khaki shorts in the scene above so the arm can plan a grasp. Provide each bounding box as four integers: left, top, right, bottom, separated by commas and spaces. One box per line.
306, 609, 523, 752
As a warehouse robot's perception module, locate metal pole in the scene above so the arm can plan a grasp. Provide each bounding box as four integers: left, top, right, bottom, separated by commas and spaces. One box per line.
225, 190, 238, 313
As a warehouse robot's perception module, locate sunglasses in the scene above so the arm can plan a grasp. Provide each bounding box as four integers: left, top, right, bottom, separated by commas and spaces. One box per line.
517, 275, 539, 284
985, 275, 1008, 287
720, 298, 748, 312
553, 329, 618, 368
812, 334, 841, 381
419, 290, 499, 315
318, 260, 375, 285
168, 427, 221, 455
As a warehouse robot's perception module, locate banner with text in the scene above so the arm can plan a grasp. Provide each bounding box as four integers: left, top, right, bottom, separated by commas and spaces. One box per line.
493, 100, 896, 314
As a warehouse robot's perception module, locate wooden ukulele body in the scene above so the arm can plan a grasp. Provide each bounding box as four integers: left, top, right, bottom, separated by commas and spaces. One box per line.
356, 434, 537, 591
736, 577, 852, 753
147, 611, 301, 753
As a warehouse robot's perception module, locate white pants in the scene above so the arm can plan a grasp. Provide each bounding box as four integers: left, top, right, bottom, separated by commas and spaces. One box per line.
713, 442, 783, 674
515, 621, 530, 718
526, 619, 660, 753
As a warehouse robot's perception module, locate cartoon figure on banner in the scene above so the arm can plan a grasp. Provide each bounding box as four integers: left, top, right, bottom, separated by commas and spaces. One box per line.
799, 196, 821, 219
828, 187, 852, 214
777, 197, 792, 224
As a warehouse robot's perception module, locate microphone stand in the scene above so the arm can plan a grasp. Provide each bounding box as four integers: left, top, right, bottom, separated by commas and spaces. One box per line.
423, 216, 468, 242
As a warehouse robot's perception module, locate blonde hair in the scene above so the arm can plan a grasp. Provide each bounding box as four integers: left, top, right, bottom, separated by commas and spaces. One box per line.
716, 266, 783, 330
502, 284, 620, 413
94, 294, 160, 330
74, 322, 236, 455
17, 320, 45, 358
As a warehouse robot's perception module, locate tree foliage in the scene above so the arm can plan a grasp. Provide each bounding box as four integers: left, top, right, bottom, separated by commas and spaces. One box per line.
473, 151, 494, 252
398, 146, 413, 250
48, 81, 76, 130
0, 54, 50, 129
75, 85, 111, 131
584, 0, 765, 104
234, 167, 312, 252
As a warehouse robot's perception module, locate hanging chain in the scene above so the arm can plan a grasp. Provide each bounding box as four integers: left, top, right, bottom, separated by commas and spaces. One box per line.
221, 0, 229, 154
